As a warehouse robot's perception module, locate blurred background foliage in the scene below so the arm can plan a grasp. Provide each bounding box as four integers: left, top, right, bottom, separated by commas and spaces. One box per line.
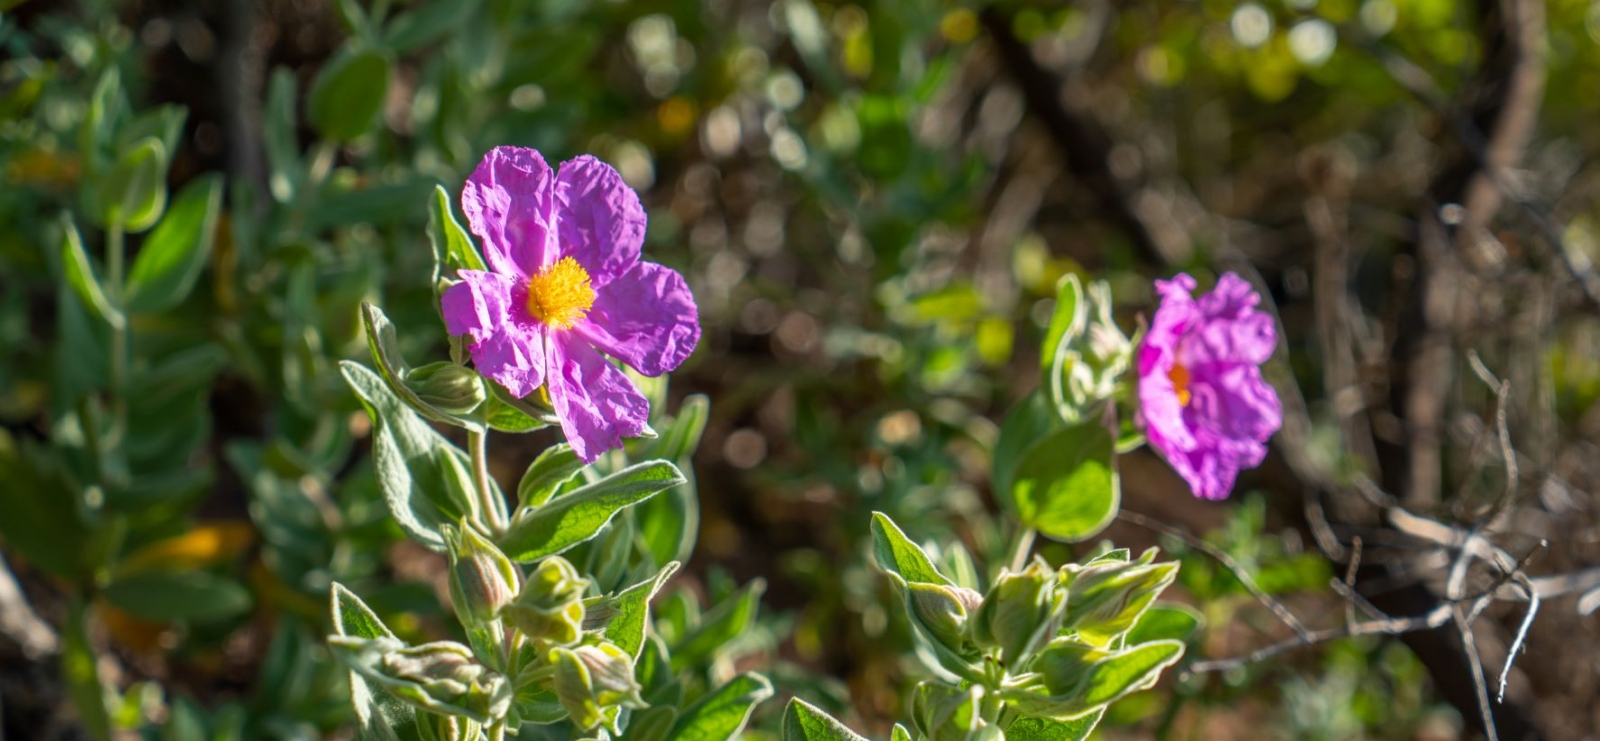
4, 0, 1600, 738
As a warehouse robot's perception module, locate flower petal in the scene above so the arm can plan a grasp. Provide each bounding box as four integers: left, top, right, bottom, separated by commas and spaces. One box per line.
546, 333, 651, 463
1182, 273, 1276, 366
575, 262, 699, 376
442, 270, 546, 398
554, 155, 645, 288
461, 146, 557, 279
1186, 363, 1282, 442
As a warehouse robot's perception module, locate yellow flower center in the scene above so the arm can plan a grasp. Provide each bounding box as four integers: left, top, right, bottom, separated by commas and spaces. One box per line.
526, 257, 597, 329
1168, 363, 1192, 407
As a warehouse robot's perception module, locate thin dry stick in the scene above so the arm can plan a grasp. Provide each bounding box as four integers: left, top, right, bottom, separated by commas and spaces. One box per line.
1343, 536, 1364, 629
1116, 510, 1311, 640
1467, 351, 1519, 528
1499, 586, 1539, 703
1454, 606, 1501, 741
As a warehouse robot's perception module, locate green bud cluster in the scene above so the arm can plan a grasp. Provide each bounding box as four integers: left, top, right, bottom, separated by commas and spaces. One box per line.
876, 510, 1188, 733
550, 640, 648, 734
502, 556, 588, 647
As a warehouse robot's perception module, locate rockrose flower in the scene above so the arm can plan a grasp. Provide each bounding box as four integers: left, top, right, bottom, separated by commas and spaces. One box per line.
442, 147, 699, 462
1138, 273, 1281, 500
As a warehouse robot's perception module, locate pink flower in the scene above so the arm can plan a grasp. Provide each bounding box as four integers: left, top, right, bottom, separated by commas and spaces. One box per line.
1137, 273, 1281, 500
441, 147, 699, 462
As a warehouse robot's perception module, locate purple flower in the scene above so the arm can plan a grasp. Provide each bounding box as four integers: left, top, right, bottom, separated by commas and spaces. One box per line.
1137, 273, 1281, 500
441, 147, 699, 462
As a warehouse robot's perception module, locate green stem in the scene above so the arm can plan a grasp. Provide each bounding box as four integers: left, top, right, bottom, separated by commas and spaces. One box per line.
469, 430, 504, 534
106, 222, 127, 449
1007, 526, 1037, 573
486, 719, 506, 741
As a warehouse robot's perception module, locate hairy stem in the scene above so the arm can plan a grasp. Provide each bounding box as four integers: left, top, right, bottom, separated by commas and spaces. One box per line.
106, 222, 127, 449
469, 430, 504, 533
1007, 526, 1036, 573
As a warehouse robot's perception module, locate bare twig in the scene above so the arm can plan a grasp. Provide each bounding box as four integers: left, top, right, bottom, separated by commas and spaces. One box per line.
1116, 510, 1311, 641
1454, 606, 1500, 741
1343, 537, 1363, 629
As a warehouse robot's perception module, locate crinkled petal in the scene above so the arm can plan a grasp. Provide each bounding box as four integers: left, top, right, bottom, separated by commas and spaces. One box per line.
1138, 274, 1199, 377
1182, 273, 1276, 365
575, 262, 700, 376
1168, 433, 1268, 501
1139, 369, 1196, 454
1186, 363, 1282, 442
461, 146, 557, 279
546, 333, 651, 463
441, 270, 514, 345
554, 155, 645, 288
442, 270, 546, 398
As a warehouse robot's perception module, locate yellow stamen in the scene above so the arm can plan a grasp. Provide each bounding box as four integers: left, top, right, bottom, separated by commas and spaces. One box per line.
1169, 363, 1192, 407
526, 257, 597, 329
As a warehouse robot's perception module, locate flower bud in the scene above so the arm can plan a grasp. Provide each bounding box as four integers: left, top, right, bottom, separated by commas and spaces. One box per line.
331, 638, 511, 723
910, 682, 998, 741
501, 556, 587, 647
1029, 638, 1104, 697
443, 523, 519, 629
406, 362, 487, 415
973, 561, 1066, 663
421, 713, 480, 741
905, 582, 983, 657
550, 642, 646, 733
1059, 556, 1178, 645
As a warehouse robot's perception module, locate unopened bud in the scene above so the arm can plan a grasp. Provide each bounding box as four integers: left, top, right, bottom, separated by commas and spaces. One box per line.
1029, 638, 1104, 697
973, 561, 1065, 662
444, 523, 519, 629
422, 713, 480, 741
502, 556, 587, 647
551, 642, 646, 733
1060, 555, 1177, 645
331, 638, 510, 723
906, 583, 983, 656
406, 362, 487, 415
910, 682, 995, 741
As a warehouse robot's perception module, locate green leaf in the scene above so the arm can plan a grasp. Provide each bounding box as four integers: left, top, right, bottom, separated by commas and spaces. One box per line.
331, 582, 397, 640
360, 303, 483, 431
308, 47, 391, 141
59, 214, 124, 329
665, 672, 774, 741
63, 600, 112, 741
629, 706, 679, 741
991, 392, 1059, 508
515, 444, 584, 509
382, 0, 482, 52
100, 136, 168, 232
427, 183, 485, 275
1041, 274, 1086, 382
782, 698, 869, 741
671, 579, 764, 669
100, 571, 253, 623
1080, 640, 1184, 706
329, 585, 427, 741
0, 432, 93, 579
264, 69, 300, 203
891, 724, 913, 741
499, 460, 684, 561
869, 511, 952, 587
594, 562, 680, 659
125, 174, 222, 313
1125, 604, 1203, 646
78, 67, 121, 173
1005, 713, 1102, 741
341, 361, 483, 551
636, 395, 708, 565
1011, 423, 1118, 543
